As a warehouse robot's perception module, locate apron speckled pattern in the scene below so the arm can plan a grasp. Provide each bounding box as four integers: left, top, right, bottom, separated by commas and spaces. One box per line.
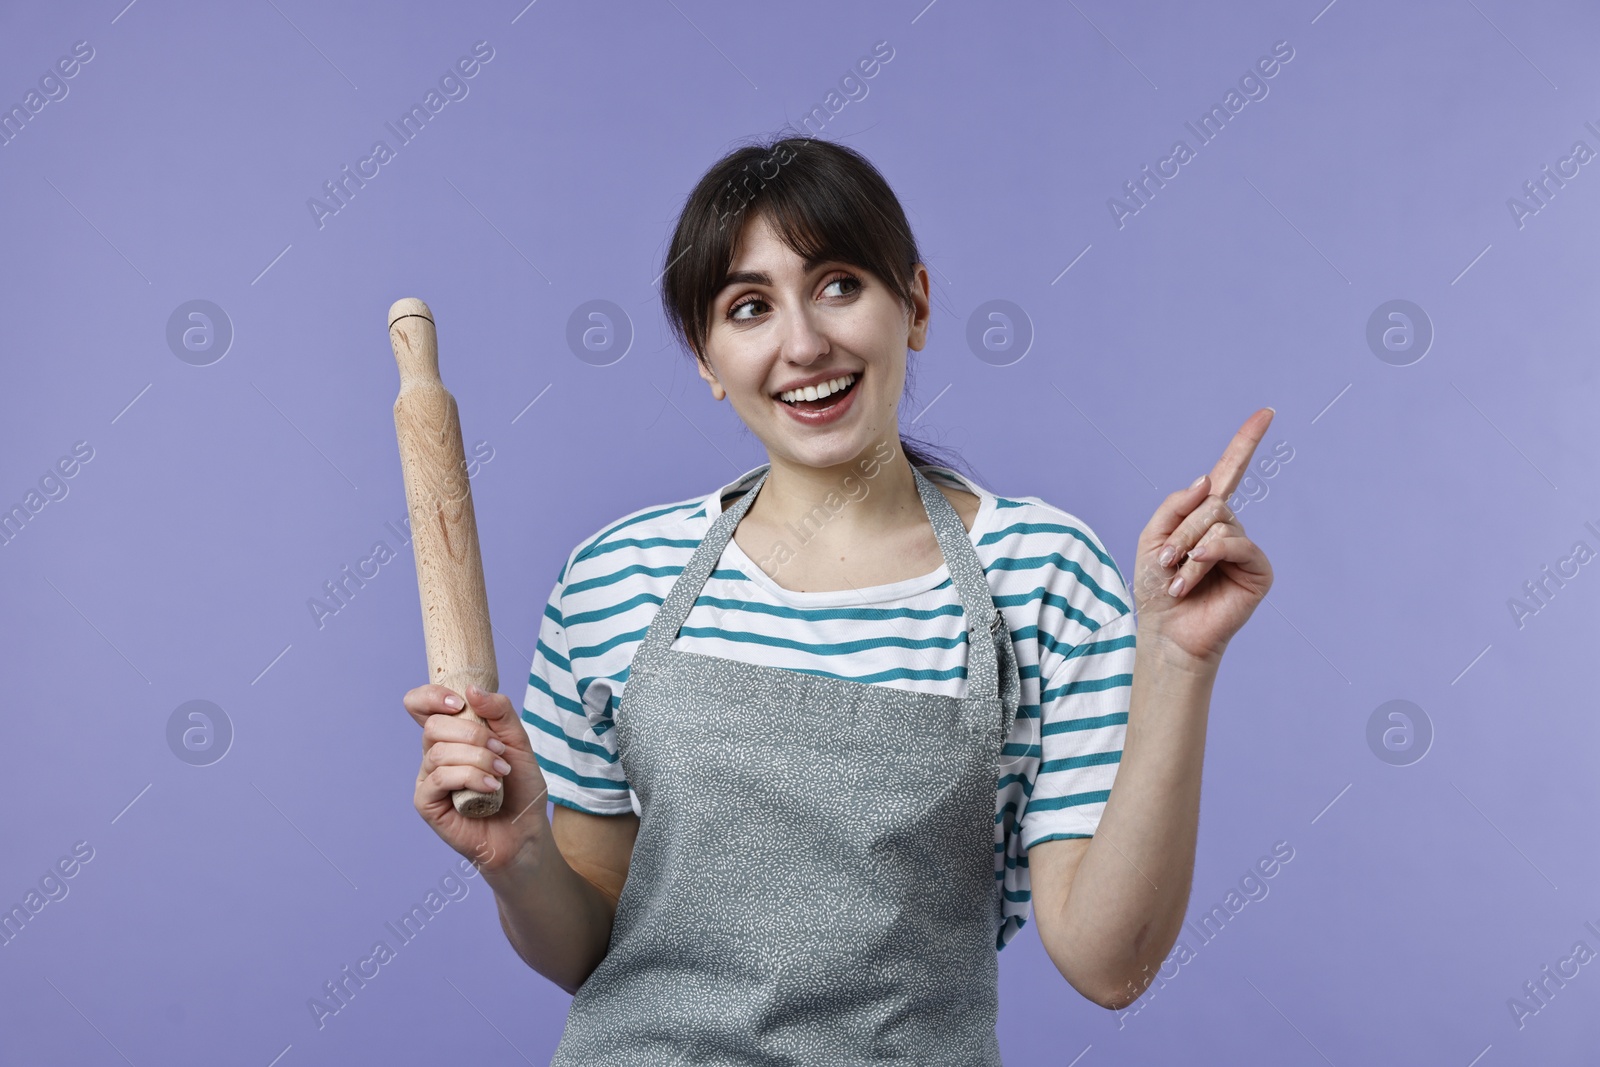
549, 463, 1022, 1066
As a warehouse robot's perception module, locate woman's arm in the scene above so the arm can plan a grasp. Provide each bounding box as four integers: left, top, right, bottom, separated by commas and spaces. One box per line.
1030, 408, 1275, 1008
1030, 634, 1218, 1008
406, 681, 639, 995
483, 806, 639, 995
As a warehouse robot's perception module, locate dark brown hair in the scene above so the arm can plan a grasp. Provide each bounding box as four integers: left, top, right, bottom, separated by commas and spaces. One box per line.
659, 132, 971, 478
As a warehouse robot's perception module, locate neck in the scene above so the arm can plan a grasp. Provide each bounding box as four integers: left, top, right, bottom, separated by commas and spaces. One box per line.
743, 438, 921, 537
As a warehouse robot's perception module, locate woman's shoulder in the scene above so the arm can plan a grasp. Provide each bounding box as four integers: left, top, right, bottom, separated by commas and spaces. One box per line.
557, 465, 771, 590
921, 470, 982, 532
926, 467, 1130, 615
921, 466, 1105, 547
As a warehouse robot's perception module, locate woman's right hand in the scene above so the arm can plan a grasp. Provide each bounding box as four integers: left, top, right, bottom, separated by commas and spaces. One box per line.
403, 681, 551, 876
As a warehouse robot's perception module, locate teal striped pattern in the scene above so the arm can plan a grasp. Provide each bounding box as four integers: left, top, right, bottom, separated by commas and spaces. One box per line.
519, 465, 1135, 952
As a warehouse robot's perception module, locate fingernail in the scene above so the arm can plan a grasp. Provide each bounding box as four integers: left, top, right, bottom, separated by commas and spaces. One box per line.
1189, 542, 1205, 560
443, 694, 463, 710
487, 737, 506, 754
1158, 545, 1177, 568
483, 776, 500, 792
467, 684, 481, 698
1168, 575, 1185, 597
1190, 474, 1206, 489
493, 758, 511, 775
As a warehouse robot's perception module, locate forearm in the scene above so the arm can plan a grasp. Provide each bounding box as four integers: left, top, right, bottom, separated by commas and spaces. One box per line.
1050, 631, 1217, 1006
481, 822, 618, 995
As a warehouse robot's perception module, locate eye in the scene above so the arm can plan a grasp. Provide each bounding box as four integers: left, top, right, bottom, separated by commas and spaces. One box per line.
724, 271, 864, 323
727, 294, 766, 322
821, 272, 862, 299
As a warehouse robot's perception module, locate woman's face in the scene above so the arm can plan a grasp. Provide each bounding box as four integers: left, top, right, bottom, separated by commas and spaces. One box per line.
697, 212, 930, 472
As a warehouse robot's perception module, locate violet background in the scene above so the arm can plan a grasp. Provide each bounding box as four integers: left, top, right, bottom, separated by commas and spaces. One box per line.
2, 1, 1597, 1064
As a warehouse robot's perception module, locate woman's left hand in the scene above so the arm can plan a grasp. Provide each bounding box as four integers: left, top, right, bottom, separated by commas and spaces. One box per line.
1131, 407, 1276, 667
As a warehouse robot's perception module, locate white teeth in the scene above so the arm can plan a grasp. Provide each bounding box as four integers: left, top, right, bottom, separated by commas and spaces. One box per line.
778, 373, 855, 404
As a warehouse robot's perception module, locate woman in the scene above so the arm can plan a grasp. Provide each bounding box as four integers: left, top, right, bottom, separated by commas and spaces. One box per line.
402, 135, 1274, 1063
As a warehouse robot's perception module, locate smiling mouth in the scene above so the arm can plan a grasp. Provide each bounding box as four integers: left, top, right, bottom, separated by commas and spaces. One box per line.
775, 372, 859, 411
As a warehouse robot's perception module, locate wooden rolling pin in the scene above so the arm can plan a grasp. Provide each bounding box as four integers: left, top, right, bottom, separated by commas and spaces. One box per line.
388, 297, 502, 818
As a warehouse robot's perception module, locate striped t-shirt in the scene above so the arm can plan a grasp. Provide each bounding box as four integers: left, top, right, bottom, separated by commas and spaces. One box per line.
519, 463, 1136, 951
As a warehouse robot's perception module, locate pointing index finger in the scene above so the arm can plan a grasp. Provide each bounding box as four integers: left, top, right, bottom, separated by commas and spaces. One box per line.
1206, 407, 1275, 502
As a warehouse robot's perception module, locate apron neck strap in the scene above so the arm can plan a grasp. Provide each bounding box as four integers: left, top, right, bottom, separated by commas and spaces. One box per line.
639, 461, 1002, 703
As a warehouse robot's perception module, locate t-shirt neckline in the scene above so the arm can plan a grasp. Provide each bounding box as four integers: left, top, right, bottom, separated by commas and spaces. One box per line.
707, 463, 994, 608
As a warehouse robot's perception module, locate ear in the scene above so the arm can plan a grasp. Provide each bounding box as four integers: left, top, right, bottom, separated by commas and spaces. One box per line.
695, 354, 726, 401
905, 264, 932, 352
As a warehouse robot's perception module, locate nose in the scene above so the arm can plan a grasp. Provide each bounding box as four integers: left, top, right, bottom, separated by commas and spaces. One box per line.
779, 302, 830, 366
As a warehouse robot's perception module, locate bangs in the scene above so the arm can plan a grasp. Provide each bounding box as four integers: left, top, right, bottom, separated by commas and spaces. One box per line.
661, 135, 920, 363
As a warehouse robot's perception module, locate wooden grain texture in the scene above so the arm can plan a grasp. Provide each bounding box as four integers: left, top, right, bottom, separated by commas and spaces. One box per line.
389, 297, 502, 818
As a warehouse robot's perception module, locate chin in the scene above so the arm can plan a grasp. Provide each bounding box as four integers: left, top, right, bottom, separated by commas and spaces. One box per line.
775, 435, 882, 471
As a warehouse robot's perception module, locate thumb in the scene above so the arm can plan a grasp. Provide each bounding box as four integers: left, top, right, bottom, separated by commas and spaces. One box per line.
463, 684, 531, 752
462, 685, 550, 820
1143, 473, 1211, 544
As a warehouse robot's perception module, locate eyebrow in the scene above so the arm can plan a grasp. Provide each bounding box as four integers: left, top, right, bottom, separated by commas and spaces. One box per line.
717, 254, 835, 294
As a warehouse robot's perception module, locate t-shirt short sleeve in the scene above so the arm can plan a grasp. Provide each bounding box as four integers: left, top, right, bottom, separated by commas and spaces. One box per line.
1018, 534, 1137, 851
519, 564, 634, 816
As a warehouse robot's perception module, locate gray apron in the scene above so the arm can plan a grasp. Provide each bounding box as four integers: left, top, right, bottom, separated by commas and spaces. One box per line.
549, 463, 1022, 1066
